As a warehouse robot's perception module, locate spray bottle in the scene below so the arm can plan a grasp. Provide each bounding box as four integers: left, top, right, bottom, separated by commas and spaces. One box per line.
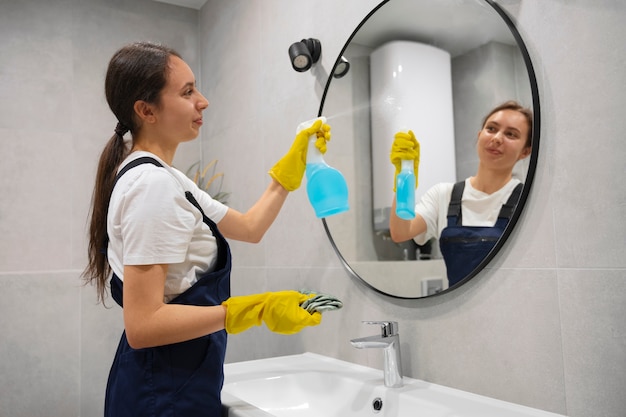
395, 157, 416, 220
299, 117, 349, 218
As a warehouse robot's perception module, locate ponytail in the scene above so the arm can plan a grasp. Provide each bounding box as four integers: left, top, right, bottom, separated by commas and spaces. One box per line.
83, 131, 128, 303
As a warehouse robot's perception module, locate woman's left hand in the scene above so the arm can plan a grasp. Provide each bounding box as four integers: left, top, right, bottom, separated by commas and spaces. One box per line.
268, 119, 331, 191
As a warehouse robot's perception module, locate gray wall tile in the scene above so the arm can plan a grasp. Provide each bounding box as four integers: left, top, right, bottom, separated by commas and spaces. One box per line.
559, 269, 626, 417
0, 272, 80, 417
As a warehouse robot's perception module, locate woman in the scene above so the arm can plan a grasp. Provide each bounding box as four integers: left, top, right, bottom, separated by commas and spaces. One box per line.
389, 101, 532, 286
83, 42, 327, 416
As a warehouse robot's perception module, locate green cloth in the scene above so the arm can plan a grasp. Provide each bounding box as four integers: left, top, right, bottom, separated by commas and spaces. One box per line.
299, 290, 343, 313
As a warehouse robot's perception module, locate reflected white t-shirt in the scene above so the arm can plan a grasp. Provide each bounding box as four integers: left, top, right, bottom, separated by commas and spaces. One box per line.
107, 152, 229, 302
413, 177, 521, 245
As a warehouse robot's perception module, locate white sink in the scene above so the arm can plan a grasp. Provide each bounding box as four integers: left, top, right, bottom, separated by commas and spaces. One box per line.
222, 353, 566, 417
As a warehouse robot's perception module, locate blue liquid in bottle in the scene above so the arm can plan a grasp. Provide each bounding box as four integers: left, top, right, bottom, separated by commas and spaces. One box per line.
299, 117, 349, 218
306, 162, 349, 218
395, 160, 415, 220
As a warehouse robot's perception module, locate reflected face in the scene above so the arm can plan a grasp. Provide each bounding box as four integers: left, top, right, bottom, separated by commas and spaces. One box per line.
154, 56, 209, 143
476, 109, 531, 171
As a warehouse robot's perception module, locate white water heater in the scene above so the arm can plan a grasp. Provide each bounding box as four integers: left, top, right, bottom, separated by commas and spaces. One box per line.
370, 41, 456, 231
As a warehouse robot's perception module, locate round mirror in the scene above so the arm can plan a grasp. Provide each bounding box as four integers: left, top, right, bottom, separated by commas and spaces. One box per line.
319, 0, 540, 299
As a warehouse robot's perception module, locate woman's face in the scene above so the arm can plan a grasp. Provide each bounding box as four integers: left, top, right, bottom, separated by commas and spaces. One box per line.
152, 56, 209, 144
476, 109, 531, 171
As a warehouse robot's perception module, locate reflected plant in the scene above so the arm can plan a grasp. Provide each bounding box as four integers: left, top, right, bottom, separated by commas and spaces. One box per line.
185, 159, 230, 205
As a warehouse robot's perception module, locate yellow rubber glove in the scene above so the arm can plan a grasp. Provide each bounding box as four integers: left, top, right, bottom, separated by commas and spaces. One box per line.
222, 291, 322, 335
269, 119, 331, 191
390, 130, 420, 191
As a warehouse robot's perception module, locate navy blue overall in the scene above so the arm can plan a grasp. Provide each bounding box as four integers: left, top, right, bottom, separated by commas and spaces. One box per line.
439, 181, 522, 287
104, 157, 231, 417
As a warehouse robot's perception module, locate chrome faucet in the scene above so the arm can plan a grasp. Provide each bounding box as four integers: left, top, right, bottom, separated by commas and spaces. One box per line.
350, 321, 403, 388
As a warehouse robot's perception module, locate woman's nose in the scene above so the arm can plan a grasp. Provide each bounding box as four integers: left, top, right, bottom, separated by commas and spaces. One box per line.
198, 93, 209, 110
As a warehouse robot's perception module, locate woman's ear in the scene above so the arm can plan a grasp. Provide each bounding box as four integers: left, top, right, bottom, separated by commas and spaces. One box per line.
133, 100, 156, 124
519, 145, 532, 160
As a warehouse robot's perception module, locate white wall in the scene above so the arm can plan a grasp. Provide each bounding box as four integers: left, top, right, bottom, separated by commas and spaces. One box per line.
0, 1, 624, 416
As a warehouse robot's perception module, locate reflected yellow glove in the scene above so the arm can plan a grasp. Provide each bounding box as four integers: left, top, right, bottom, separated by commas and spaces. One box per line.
269, 119, 332, 191
390, 130, 420, 191
222, 291, 322, 335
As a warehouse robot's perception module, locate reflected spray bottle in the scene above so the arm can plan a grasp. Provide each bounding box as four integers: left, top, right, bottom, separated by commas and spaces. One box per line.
300, 117, 349, 218
395, 159, 416, 220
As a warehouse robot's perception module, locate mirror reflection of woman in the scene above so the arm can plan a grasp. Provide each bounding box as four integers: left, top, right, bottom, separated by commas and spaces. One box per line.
389, 101, 532, 286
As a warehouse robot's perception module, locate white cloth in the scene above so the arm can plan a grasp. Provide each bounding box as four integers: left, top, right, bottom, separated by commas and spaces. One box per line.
107, 151, 229, 302
413, 177, 521, 245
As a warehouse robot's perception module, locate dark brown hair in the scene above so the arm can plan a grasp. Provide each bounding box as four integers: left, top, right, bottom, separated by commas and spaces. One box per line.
83, 42, 181, 303
481, 100, 533, 148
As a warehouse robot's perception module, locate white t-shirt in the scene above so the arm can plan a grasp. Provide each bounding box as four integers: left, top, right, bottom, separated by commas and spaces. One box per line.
107, 151, 229, 302
413, 177, 521, 245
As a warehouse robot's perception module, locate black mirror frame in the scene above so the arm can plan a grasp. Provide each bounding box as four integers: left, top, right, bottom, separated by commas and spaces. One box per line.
318, 0, 541, 299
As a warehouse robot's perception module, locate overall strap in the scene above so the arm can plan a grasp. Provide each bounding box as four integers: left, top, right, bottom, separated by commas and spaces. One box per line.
112, 156, 163, 189
105, 157, 164, 253
497, 183, 523, 219
446, 181, 523, 225
184, 191, 221, 237
183, 191, 229, 273
446, 181, 465, 225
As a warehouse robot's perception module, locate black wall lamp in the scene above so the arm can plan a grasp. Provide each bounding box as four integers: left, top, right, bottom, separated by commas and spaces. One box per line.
288, 38, 322, 72
333, 56, 350, 79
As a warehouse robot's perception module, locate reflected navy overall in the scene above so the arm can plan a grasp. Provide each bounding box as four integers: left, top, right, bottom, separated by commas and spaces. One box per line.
439, 181, 522, 287
105, 157, 231, 417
